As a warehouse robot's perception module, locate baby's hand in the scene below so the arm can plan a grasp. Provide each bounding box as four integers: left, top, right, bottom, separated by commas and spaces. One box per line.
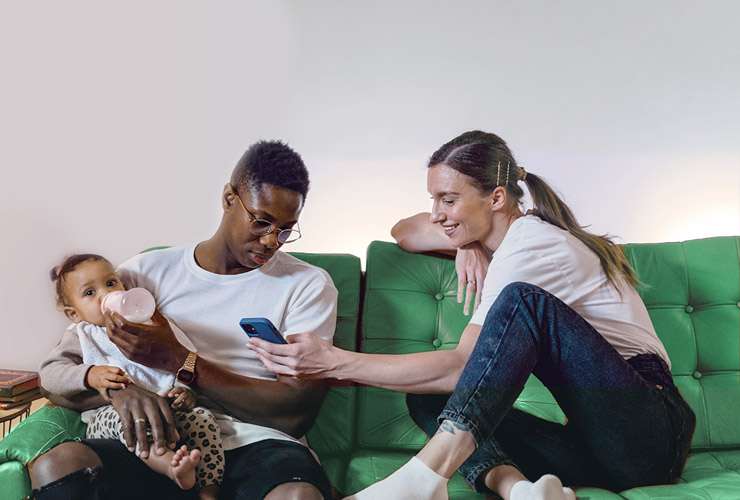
168, 386, 196, 411
86, 365, 129, 400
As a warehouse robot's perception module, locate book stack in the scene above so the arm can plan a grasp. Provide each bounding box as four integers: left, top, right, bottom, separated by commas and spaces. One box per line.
0, 369, 41, 410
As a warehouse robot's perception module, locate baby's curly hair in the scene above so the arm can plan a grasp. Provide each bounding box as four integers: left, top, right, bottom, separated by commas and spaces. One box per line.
50, 254, 110, 307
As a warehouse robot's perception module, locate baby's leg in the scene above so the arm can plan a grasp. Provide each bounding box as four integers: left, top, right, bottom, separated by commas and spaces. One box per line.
175, 407, 225, 497
88, 404, 200, 490
85, 405, 124, 440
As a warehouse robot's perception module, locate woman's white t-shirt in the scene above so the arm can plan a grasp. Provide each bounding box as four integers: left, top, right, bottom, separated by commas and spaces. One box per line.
469, 215, 670, 367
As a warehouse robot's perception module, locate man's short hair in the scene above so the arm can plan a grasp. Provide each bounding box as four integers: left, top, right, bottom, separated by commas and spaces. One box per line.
231, 141, 310, 199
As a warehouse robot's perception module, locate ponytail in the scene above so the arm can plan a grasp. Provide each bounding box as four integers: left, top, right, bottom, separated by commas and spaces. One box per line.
523, 172, 638, 289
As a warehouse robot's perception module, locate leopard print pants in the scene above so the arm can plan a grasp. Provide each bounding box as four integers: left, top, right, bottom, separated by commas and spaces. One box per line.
85, 405, 225, 488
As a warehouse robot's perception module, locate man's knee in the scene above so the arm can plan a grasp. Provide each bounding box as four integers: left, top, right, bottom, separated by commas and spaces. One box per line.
264, 481, 324, 500
29, 441, 102, 489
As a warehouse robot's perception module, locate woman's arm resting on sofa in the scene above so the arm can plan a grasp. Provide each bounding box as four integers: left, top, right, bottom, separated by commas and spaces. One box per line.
249, 324, 482, 394
391, 212, 457, 255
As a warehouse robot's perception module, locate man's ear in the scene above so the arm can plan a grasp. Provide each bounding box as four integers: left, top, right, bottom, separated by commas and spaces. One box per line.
223, 183, 236, 211
489, 186, 508, 211
63, 306, 80, 322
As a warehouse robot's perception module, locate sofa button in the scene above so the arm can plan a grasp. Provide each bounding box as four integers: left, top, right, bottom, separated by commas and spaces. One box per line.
432, 338, 442, 348
434, 293, 444, 301
685, 305, 694, 313
693, 371, 702, 379
737, 302, 740, 308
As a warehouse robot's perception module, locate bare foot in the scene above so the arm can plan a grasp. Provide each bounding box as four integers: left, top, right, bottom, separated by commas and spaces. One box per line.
169, 445, 201, 490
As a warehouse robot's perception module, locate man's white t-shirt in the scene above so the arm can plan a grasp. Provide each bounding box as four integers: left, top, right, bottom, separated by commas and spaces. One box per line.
117, 245, 338, 450
470, 215, 670, 367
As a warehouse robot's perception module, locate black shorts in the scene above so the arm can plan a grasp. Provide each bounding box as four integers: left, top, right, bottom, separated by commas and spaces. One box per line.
64, 438, 333, 500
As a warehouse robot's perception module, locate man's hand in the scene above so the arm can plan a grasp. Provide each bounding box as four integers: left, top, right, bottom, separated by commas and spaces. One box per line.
108, 385, 179, 458
105, 309, 189, 373
86, 365, 130, 401
168, 387, 196, 411
455, 242, 491, 315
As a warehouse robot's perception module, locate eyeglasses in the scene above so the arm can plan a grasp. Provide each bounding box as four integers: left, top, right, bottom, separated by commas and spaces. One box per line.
231, 189, 302, 244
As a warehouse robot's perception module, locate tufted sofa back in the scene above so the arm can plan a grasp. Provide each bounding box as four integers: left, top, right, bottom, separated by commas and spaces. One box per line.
357, 237, 740, 453
623, 237, 740, 449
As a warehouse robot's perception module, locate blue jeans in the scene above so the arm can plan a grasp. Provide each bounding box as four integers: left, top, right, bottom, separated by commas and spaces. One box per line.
407, 282, 695, 494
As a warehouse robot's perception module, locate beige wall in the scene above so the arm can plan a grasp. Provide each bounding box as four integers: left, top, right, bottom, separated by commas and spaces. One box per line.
1, 0, 739, 370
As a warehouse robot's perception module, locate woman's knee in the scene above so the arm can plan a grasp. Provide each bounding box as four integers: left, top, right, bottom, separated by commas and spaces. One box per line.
482, 281, 543, 326
499, 282, 539, 301
29, 441, 102, 489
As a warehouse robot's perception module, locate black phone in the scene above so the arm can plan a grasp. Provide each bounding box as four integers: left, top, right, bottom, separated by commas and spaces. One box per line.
240, 317, 288, 344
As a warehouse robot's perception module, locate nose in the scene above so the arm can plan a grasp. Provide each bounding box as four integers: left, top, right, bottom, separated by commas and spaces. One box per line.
259, 230, 280, 250
430, 201, 445, 224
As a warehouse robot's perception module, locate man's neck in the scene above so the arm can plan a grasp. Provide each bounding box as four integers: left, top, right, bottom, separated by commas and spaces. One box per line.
194, 233, 254, 276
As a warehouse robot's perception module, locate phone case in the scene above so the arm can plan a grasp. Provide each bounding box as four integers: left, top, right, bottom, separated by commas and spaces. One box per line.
240, 317, 288, 344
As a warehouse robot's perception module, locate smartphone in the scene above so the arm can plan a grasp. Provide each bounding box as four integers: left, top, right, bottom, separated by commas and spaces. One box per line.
240, 317, 288, 345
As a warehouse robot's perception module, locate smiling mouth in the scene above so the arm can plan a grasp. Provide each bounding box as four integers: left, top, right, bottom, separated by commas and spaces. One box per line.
442, 224, 459, 237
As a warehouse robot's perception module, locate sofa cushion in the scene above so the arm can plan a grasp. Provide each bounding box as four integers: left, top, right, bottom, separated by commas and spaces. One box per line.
0, 405, 86, 465
344, 450, 740, 499
619, 450, 740, 499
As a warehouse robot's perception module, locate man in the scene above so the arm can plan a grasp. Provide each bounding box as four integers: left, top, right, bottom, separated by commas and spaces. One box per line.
32, 141, 337, 500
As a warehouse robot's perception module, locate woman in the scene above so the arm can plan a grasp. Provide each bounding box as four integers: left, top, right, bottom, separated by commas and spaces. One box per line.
248, 131, 696, 500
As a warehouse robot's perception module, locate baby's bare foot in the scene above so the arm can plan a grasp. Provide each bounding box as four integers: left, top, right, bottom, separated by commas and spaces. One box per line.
169, 445, 201, 490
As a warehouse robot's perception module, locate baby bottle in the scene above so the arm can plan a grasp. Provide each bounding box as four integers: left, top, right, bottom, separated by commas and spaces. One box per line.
100, 288, 156, 323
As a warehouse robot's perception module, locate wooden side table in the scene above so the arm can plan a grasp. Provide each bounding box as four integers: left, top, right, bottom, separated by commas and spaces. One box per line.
0, 403, 31, 438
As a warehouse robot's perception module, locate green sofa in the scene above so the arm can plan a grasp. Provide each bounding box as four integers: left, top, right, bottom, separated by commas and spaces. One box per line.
2, 237, 739, 499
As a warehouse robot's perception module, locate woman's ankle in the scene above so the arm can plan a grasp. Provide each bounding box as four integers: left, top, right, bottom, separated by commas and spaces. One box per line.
484, 464, 526, 499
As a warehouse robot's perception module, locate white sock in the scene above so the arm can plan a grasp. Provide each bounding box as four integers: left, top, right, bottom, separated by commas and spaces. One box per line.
510, 475, 576, 500
344, 456, 449, 500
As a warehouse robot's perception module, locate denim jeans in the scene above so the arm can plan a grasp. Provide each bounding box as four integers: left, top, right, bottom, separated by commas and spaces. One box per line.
407, 282, 695, 494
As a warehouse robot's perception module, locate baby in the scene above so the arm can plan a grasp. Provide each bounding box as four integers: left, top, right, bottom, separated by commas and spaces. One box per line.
42, 253, 224, 499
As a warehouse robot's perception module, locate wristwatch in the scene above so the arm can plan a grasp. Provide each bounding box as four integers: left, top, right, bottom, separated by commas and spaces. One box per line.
176, 351, 198, 385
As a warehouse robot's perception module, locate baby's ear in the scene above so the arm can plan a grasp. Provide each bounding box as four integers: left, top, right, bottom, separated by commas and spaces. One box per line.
63, 306, 80, 322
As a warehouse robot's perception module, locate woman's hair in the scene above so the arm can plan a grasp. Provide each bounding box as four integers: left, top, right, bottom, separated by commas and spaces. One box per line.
428, 130, 638, 288
50, 254, 110, 307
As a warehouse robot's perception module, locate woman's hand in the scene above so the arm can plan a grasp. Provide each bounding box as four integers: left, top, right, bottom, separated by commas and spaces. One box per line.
105, 309, 189, 373
109, 385, 179, 458
247, 333, 339, 378
455, 242, 491, 315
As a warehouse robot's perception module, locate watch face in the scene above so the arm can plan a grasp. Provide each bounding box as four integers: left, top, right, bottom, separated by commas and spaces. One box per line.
177, 369, 195, 385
